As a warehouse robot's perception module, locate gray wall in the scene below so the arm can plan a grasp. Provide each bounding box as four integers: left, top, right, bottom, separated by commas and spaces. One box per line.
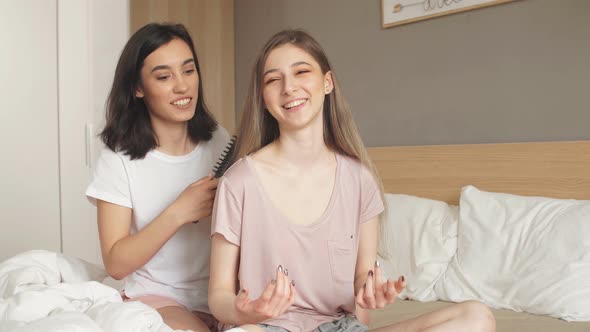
234, 0, 590, 147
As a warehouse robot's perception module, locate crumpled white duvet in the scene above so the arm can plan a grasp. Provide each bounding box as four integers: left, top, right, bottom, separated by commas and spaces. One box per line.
0, 250, 190, 332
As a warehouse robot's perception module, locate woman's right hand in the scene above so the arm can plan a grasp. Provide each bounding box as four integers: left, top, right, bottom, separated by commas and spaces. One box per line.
234, 265, 296, 324
170, 174, 219, 225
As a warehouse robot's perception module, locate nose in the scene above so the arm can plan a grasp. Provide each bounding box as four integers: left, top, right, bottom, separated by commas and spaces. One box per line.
173, 75, 189, 94
282, 76, 297, 95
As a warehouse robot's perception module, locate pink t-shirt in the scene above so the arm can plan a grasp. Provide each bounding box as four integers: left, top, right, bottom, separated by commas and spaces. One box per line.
211, 153, 384, 332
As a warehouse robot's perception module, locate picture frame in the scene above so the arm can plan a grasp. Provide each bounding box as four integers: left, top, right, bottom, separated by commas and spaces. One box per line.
382, 0, 516, 28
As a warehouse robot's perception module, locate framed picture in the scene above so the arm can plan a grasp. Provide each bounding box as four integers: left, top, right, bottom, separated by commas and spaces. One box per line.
382, 0, 516, 28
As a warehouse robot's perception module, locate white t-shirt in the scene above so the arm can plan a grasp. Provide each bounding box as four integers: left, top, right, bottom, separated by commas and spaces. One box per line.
86, 127, 230, 313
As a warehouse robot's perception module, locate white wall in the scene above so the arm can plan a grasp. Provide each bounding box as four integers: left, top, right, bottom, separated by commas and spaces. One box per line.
0, 0, 129, 264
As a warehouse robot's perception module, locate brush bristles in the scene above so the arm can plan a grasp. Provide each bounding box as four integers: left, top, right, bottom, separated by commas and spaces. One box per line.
212, 135, 237, 178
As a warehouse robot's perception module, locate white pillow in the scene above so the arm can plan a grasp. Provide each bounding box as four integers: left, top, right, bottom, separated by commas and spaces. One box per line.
379, 193, 458, 301
435, 185, 590, 321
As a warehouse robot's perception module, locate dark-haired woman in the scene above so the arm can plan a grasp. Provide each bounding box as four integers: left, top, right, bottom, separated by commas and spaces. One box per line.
86, 23, 229, 331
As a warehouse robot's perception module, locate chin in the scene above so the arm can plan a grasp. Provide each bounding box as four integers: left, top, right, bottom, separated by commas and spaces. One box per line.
182, 113, 196, 122
170, 113, 195, 123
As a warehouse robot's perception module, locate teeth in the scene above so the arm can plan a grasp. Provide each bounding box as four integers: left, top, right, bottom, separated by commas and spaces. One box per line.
283, 99, 306, 109
172, 98, 190, 106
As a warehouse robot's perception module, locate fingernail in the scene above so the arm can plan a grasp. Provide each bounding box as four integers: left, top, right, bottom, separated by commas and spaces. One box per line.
284, 268, 288, 276
375, 260, 380, 268
368, 270, 373, 277
271, 279, 276, 285
240, 289, 246, 293
363, 283, 366, 288
401, 275, 405, 282
278, 265, 283, 272
291, 280, 295, 287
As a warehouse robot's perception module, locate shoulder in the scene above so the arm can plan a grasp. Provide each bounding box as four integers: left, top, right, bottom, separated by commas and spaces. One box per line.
96, 148, 130, 168
202, 126, 232, 155
217, 157, 253, 196
337, 154, 379, 187
210, 126, 231, 147
338, 154, 366, 176
98, 147, 123, 159
212, 125, 230, 142
221, 157, 251, 182
224, 145, 275, 183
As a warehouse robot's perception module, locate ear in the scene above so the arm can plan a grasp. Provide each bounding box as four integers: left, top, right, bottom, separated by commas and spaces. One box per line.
323, 71, 334, 95
135, 85, 144, 98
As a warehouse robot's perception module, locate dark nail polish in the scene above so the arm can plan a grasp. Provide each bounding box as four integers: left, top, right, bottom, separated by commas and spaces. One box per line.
375, 260, 380, 268
291, 280, 295, 287
363, 283, 366, 288
368, 270, 373, 277
284, 268, 288, 276
278, 265, 283, 272
401, 275, 405, 282
240, 289, 246, 293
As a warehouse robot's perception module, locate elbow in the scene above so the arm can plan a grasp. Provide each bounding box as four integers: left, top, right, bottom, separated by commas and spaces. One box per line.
208, 291, 229, 324
105, 267, 128, 280
108, 271, 128, 281
103, 260, 130, 280
208, 293, 220, 318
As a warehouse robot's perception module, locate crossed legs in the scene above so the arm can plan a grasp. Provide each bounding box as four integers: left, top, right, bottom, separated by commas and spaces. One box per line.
370, 301, 495, 332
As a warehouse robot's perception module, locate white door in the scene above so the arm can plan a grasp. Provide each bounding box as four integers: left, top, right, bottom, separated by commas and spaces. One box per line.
59, 0, 129, 266
0, 0, 129, 264
0, 0, 61, 261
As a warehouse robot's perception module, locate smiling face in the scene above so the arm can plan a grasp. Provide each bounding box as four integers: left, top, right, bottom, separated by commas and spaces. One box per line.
261, 44, 334, 133
135, 38, 199, 126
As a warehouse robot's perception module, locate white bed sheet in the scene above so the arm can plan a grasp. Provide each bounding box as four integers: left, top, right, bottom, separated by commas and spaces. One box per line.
0, 250, 190, 332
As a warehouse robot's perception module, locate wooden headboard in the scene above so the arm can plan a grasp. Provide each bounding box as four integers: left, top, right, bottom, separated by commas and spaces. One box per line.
368, 141, 590, 205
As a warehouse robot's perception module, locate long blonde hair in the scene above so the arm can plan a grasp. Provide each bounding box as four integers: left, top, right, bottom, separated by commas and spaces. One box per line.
234, 29, 388, 256
235, 30, 370, 166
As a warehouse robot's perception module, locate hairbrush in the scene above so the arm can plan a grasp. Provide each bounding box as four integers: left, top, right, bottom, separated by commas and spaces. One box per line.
212, 135, 237, 178
192, 135, 237, 224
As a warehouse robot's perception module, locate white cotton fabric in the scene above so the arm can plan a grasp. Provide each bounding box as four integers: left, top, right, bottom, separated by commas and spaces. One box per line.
0, 250, 190, 331
85, 127, 230, 312
435, 186, 590, 321
379, 194, 458, 301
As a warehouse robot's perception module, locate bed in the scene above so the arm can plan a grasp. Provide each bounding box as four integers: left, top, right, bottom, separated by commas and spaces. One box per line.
1, 141, 588, 331
366, 140, 590, 331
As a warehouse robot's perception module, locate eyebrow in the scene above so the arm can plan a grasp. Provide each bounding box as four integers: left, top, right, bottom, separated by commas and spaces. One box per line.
263, 61, 311, 77
150, 58, 195, 73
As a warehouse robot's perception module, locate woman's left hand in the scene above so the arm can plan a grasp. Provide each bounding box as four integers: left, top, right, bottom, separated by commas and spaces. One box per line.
355, 263, 405, 309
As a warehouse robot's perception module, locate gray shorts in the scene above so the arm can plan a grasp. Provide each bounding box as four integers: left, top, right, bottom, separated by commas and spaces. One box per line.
258, 316, 368, 332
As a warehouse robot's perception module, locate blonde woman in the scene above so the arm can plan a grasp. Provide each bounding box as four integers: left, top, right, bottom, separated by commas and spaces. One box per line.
208, 29, 495, 332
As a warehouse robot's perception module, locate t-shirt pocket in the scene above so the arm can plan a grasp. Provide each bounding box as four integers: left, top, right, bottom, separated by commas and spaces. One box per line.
327, 239, 356, 283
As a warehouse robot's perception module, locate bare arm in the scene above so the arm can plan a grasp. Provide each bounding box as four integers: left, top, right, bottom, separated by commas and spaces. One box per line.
97, 200, 182, 279
354, 217, 405, 320
98, 175, 217, 279
354, 217, 379, 294
208, 234, 295, 325
208, 233, 242, 324
354, 217, 379, 324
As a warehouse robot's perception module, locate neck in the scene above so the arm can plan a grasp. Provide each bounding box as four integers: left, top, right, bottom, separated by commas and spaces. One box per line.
152, 120, 195, 156
273, 120, 332, 167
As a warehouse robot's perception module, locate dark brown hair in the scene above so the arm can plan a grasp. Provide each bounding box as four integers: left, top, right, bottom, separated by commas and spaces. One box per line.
101, 23, 217, 159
